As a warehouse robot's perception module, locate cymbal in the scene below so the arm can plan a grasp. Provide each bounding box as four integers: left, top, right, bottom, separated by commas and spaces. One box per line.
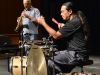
27, 45, 47, 75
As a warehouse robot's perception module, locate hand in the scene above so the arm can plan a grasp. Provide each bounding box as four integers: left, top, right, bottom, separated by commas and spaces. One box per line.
21, 12, 29, 18
58, 23, 65, 28
37, 16, 46, 25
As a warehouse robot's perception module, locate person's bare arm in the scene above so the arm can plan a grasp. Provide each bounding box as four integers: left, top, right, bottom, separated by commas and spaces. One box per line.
37, 16, 63, 39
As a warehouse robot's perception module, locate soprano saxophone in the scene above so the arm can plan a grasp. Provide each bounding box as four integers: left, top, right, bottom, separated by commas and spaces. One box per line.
14, 10, 25, 32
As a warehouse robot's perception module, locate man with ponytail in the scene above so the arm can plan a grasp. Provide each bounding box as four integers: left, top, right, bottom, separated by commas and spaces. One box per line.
27, 1, 90, 75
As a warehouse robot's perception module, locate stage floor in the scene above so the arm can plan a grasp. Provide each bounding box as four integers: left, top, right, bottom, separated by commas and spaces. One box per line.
0, 55, 100, 75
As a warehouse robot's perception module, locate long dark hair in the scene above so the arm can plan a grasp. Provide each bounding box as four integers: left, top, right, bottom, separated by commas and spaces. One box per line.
77, 11, 90, 41
62, 2, 90, 42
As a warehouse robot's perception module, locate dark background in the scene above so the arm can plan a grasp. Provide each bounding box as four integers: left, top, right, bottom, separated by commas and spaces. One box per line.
0, 0, 100, 55
40, 0, 100, 55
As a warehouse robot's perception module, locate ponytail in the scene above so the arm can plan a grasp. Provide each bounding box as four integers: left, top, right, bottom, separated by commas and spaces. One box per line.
77, 11, 90, 42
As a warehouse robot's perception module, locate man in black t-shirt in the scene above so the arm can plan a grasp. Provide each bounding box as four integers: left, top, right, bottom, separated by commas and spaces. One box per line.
36, 2, 90, 75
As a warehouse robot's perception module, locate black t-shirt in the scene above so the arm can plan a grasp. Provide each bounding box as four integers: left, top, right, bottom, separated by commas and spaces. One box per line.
59, 16, 87, 53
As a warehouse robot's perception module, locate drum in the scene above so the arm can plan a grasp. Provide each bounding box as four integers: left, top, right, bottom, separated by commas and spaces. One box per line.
27, 45, 47, 75
39, 45, 58, 57
24, 40, 43, 50
26, 40, 43, 45
57, 72, 98, 75
9, 56, 27, 75
24, 40, 46, 56
39, 45, 50, 56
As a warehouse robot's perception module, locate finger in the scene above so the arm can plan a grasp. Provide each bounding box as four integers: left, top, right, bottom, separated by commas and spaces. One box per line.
61, 24, 65, 27
40, 16, 44, 19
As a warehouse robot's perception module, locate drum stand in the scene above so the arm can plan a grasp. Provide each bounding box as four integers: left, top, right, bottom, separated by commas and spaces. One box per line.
48, 35, 56, 75
19, 31, 24, 75
50, 45, 55, 75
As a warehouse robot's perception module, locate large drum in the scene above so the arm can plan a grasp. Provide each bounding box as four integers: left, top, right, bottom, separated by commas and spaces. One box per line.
27, 45, 47, 75
9, 45, 49, 75
9, 56, 27, 75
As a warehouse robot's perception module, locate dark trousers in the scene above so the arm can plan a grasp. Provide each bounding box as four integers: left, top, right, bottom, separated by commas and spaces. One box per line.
47, 50, 76, 75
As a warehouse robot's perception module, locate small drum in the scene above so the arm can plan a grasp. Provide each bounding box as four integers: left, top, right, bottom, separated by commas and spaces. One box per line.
27, 45, 47, 75
39, 45, 50, 56
26, 40, 43, 45
24, 40, 43, 49
33, 40, 43, 45
39, 45, 58, 57
9, 56, 27, 75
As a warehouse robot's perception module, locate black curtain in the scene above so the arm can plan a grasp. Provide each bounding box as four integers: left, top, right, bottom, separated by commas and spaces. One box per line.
40, 0, 100, 55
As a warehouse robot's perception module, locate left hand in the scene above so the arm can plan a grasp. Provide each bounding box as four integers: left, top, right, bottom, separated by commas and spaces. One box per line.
58, 23, 65, 28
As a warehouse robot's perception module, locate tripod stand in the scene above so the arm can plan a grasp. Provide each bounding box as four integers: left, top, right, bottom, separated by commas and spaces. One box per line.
46, 35, 58, 75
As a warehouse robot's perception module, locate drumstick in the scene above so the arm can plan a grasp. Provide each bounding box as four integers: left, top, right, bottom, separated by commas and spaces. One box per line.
52, 18, 59, 25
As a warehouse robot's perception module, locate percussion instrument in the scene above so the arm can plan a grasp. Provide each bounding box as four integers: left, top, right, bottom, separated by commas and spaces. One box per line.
39, 45, 58, 57
24, 39, 57, 56
9, 56, 27, 75
25, 40, 43, 45
57, 72, 98, 75
27, 45, 47, 75
9, 43, 57, 75
24, 40, 43, 49
25, 39, 53, 46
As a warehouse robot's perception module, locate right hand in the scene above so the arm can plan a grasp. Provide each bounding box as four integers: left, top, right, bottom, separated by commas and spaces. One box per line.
36, 16, 46, 25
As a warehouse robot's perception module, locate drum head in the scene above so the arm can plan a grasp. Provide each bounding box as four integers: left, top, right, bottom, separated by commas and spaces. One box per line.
27, 45, 47, 75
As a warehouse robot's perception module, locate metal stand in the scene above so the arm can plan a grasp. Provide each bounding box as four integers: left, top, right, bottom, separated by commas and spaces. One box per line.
42, 35, 58, 75
48, 35, 57, 75
20, 31, 24, 75
51, 45, 55, 75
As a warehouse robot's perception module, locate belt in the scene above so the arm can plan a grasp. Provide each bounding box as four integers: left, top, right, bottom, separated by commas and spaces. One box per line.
23, 25, 29, 29
24, 33, 32, 35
